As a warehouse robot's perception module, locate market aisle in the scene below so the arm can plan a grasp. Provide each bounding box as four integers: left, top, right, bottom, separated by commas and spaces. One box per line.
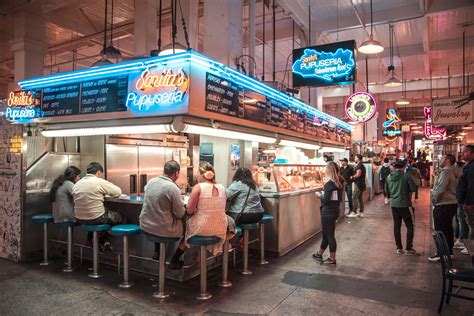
0, 188, 472, 315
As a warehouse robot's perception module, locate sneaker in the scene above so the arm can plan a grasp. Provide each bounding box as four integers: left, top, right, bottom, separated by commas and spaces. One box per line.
312, 253, 323, 261
324, 258, 337, 265
405, 249, 417, 256
460, 247, 470, 255
102, 241, 113, 252
428, 255, 440, 262
397, 248, 404, 254
346, 212, 358, 218
358, 212, 364, 218
453, 239, 465, 249
168, 260, 184, 270
384, 198, 389, 205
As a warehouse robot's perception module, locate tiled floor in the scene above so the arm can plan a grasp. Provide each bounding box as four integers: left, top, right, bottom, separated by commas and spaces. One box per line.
0, 187, 472, 315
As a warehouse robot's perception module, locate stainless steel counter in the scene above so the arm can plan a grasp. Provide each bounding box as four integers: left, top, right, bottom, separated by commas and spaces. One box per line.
259, 187, 345, 257
105, 196, 144, 205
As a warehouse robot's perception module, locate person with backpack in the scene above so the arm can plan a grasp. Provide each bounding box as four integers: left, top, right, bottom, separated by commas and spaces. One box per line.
407, 162, 422, 201
380, 158, 391, 205
385, 160, 417, 255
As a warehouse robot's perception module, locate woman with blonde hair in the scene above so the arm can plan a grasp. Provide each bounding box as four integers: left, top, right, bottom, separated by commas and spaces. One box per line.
313, 161, 343, 264
169, 163, 228, 269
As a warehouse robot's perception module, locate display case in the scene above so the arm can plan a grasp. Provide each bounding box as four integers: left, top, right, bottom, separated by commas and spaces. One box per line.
256, 164, 325, 193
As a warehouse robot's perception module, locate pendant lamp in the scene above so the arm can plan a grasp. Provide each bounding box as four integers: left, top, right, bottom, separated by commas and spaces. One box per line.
396, 62, 410, 105
156, 0, 189, 56
358, 0, 384, 55
384, 24, 401, 87
101, 0, 122, 60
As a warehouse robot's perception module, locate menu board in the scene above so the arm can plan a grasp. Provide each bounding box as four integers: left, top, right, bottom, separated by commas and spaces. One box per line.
80, 76, 128, 114
267, 99, 289, 129
42, 84, 81, 117
205, 73, 243, 117
242, 89, 267, 124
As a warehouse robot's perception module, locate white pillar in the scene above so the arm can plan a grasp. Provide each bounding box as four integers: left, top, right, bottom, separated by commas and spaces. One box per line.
248, 0, 256, 77
134, 0, 157, 57
203, 0, 243, 66
176, 0, 199, 51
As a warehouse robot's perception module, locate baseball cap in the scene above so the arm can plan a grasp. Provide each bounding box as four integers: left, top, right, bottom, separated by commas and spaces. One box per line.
339, 158, 348, 163
394, 161, 406, 168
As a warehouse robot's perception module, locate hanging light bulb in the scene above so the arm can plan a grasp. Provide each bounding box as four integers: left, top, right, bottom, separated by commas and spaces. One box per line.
358, 0, 384, 55
395, 98, 410, 105
385, 74, 402, 87
157, 0, 189, 56
102, 0, 122, 60
158, 42, 187, 56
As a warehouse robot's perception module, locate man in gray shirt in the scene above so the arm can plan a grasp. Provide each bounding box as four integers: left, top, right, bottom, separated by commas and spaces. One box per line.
139, 160, 186, 260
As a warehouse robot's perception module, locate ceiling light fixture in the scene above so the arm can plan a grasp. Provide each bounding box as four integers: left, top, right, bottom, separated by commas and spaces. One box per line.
358, 0, 384, 55
462, 126, 473, 130
158, 0, 189, 56
279, 139, 321, 150
396, 62, 410, 105
384, 24, 401, 87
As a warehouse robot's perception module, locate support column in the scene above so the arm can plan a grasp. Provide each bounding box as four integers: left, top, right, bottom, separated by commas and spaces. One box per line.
176, 0, 199, 51
134, 0, 157, 57
248, 0, 256, 76
203, 0, 243, 67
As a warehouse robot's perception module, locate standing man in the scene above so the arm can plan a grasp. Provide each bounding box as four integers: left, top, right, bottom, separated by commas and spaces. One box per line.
456, 145, 474, 256
139, 160, 186, 265
73, 162, 123, 250
385, 161, 417, 255
339, 158, 354, 215
380, 158, 392, 204
428, 154, 459, 262
348, 154, 366, 218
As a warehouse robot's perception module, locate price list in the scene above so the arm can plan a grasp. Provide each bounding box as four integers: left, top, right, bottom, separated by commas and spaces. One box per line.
205, 73, 243, 117
41, 84, 81, 117
80, 75, 128, 114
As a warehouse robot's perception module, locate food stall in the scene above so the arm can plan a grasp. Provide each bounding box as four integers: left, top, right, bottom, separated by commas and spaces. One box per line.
5, 50, 352, 278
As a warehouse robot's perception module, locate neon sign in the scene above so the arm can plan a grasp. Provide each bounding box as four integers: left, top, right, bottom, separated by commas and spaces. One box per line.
292, 40, 356, 88
424, 106, 447, 140
345, 92, 377, 123
8, 91, 35, 107
383, 109, 402, 142
126, 67, 189, 112
4, 91, 42, 122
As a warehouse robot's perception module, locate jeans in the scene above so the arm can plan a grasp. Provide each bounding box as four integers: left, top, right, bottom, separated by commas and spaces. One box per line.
433, 204, 457, 255
77, 209, 125, 243
392, 207, 414, 250
344, 184, 353, 213
352, 184, 365, 213
381, 179, 387, 197
320, 212, 338, 252
455, 205, 469, 240
414, 186, 419, 199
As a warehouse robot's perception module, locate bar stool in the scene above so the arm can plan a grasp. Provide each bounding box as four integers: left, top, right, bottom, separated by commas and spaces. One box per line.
187, 236, 221, 300
258, 214, 274, 265
238, 222, 259, 275
32, 214, 54, 266
111, 224, 141, 288
144, 233, 180, 299
81, 224, 110, 278
56, 221, 81, 272
218, 226, 242, 288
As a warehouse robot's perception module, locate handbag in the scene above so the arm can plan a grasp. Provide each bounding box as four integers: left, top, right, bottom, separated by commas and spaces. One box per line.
234, 188, 251, 224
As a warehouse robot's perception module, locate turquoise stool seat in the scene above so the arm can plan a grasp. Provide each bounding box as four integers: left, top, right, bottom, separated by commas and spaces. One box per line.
234, 226, 242, 238
111, 224, 141, 288
82, 224, 110, 232
187, 236, 221, 246
239, 222, 259, 230
259, 214, 274, 265
143, 232, 180, 299
188, 235, 221, 300
56, 221, 80, 228
56, 221, 80, 272
32, 213, 54, 266
81, 224, 110, 279
111, 224, 141, 237
260, 214, 274, 224
32, 214, 54, 224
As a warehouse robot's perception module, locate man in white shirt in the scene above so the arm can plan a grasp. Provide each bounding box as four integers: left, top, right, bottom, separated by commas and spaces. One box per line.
73, 162, 123, 250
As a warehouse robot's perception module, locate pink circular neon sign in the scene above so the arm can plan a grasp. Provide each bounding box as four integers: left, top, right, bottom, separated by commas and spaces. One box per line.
345, 92, 377, 123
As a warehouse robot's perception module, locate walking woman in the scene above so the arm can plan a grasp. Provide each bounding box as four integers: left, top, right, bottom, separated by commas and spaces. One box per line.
50, 166, 81, 223
313, 162, 343, 264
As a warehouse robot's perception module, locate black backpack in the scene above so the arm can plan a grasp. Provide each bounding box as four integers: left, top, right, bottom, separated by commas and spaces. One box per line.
380, 166, 391, 181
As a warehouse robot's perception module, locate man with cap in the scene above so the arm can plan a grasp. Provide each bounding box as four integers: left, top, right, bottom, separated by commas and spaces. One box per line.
385, 160, 417, 255
339, 158, 355, 215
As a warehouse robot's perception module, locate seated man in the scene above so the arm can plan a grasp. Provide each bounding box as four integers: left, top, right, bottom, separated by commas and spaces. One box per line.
139, 160, 186, 262
73, 162, 123, 250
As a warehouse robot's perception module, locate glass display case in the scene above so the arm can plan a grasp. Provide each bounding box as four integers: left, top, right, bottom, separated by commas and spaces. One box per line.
256, 164, 325, 193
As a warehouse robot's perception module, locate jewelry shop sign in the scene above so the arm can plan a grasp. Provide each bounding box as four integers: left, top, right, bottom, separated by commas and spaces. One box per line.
431, 95, 473, 125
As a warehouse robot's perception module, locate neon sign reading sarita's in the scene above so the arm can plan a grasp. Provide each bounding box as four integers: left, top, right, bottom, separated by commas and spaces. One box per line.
292, 48, 355, 83
127, 67, 189, 111
5, 91, 42, 121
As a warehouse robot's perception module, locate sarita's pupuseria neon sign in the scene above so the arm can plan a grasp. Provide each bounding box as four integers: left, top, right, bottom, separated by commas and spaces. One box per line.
127, 67, 189, 111
5, 91, 42, 121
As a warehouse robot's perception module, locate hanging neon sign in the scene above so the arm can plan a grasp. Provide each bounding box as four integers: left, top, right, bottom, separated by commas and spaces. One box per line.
423, 106, 447, 140
126, 66, 189, 112
4, 91, 42, 122
345, 92, 377, 123
383, 109, 402, 142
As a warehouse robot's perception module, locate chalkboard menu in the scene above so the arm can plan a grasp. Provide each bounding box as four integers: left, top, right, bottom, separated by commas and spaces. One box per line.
42, 84, 81, 116
80, 75, 128, 114
41, 75, 128, 117
206, 73, 243, 117
267, 99, 289, 129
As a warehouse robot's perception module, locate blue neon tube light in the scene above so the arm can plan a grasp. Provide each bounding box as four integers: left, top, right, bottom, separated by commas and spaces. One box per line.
19, 50, 353, 131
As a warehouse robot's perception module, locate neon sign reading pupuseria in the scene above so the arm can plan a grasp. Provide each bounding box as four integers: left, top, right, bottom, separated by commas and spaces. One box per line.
127, 67, 189, 111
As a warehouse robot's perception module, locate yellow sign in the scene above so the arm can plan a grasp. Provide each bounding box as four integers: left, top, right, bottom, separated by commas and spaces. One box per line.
7, 91, 35, 107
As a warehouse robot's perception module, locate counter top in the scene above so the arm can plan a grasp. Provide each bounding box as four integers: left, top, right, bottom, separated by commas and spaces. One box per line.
260, 187, 323, 198
105, 196, 145, 205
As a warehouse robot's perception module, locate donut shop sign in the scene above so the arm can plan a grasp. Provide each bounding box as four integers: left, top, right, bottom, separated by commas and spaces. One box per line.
431, 95, 473, 125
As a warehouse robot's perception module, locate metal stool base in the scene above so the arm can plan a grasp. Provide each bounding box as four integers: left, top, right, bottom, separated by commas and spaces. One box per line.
240, 270, 252, 275
197, 292, 212, 300
218, 281, 232, 288
119, 281, 134, 288
88, 273, 103, 279
258, 259, 269, 265
63, 267, 74, 273
153, 291, 170, 299
40, 261, 49, 266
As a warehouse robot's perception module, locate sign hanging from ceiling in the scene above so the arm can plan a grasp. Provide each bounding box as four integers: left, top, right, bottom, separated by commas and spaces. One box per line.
345, 92, 377, 123
431, 95, 473, 125
292, 40, 356, 88
382, 109, 402, 142
424, 106, 447, 140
